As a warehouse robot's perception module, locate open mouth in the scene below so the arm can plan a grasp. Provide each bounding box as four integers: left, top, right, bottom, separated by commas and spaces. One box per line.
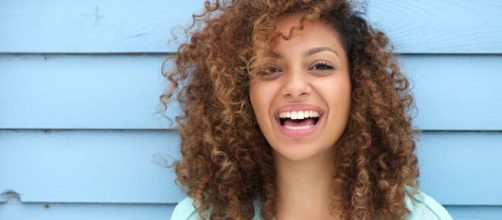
276, 110, 322, 136
279, 114, 320, 129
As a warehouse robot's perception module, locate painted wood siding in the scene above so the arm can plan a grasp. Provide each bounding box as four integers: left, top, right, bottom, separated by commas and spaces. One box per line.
1, 0, 501, 219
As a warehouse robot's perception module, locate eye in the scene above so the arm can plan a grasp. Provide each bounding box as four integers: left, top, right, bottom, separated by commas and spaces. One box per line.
309, 61, 334, 71
259, 65, 282, 75
268, 65, 282, 73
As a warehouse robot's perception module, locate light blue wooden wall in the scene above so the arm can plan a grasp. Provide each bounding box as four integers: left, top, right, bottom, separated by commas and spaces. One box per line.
1, 0, 501, 219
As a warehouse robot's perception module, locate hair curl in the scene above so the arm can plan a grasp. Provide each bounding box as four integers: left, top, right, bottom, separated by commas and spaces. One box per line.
161, 0, 419, 219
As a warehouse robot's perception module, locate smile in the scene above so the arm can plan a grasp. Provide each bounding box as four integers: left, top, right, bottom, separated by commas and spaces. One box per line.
274, 104, 324, 137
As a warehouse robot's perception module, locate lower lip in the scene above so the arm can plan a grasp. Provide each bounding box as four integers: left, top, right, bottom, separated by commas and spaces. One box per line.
275, 117, 321, 138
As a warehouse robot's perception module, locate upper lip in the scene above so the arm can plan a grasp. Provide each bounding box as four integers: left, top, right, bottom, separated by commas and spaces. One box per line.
274, 103, 324, 119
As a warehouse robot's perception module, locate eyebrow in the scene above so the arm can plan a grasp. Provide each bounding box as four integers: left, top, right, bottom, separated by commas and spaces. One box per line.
303, 47, 339, 57
270, 47, 339, 58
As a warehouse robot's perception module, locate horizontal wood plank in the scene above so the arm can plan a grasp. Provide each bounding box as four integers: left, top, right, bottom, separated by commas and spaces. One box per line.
403, 55, 502, 130
0, 54, 178, 129
445, 205, 502, 220
1, 202, 501, 220
0, 0, 501, 53
0, 130, 500, 205
1, 54, 501, 130
0, 130, 183, 204
416, 132, 502, 205
0, 201, 174, 220
366, 0, 502, 54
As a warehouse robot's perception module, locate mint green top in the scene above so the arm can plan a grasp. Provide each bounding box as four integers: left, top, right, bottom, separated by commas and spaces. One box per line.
171, 189, 453, 220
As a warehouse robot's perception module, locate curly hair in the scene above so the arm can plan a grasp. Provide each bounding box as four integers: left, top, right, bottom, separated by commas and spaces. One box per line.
161, 0, 419, 219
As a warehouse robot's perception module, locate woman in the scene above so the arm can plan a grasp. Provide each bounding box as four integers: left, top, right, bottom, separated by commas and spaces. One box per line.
163, 0, 453, 219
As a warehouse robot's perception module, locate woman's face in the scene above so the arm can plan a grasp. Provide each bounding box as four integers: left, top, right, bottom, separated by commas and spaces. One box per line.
249, 14, 351, 162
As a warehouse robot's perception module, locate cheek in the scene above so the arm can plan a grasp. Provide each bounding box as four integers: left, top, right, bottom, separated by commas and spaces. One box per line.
319, 78, 351, 113
337, 83, 352, 120
249, 83, 268, 118
249, 82, 279, 128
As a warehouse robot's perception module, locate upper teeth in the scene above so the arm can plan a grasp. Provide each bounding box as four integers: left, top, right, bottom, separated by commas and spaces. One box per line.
279, 110, 320, 120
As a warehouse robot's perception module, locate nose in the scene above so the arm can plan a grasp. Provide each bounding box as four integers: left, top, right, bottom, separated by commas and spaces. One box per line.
280, 69, 311, 99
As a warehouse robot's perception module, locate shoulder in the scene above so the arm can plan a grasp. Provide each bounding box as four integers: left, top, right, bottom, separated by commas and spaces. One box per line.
405, 189, 453, 220
171, 197, 199, 220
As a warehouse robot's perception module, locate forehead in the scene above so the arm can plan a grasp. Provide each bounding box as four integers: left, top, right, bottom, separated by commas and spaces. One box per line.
272, 14, 344, 52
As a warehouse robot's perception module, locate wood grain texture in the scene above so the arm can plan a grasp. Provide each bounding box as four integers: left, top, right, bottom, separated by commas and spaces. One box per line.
0, 0, 501, 53
1, 130, 500, 205
1, 54, 501, 130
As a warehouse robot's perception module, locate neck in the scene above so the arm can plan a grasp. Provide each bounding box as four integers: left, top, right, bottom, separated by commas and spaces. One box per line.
274, 150, 337, 220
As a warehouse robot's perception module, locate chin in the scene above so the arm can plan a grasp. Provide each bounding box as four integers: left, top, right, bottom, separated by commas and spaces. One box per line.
272, 143, 328, 162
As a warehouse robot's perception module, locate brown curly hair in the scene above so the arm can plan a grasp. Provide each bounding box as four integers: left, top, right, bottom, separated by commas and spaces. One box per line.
161, 0, 419, 219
